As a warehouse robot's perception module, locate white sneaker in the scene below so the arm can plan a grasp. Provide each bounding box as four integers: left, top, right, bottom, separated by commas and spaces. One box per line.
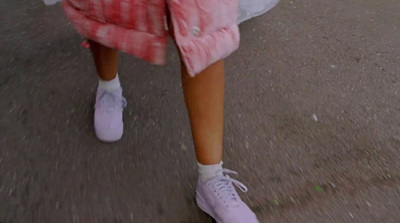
196, 169, 259, 223
94, 87, 127, 142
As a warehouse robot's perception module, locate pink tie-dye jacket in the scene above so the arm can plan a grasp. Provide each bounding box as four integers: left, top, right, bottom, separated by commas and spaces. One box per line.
62, 0, 240, 76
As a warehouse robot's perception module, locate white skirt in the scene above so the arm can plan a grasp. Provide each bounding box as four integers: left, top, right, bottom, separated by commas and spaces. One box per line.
239, 0, 279, 23
43, 0, 279, 24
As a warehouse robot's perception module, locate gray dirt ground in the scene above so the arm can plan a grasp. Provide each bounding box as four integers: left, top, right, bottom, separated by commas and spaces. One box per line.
1, 0, 400, 222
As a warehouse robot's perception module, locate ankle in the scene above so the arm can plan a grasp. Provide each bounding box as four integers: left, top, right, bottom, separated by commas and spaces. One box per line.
197, 161, 223, 182
99, 74, 120, 92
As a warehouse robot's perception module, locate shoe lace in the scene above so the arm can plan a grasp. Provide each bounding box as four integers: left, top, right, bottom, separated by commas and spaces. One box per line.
96, 90, 127, 112
211, 169, 248, 207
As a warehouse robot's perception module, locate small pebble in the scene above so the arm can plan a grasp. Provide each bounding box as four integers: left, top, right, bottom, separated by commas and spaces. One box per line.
180, 143, 187, 151
312, 114, 318, 122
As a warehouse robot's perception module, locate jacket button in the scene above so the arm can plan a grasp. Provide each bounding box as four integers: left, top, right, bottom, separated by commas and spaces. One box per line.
192, 26, 201, 36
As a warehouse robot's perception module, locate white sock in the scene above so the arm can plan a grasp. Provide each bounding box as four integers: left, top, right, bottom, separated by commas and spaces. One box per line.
99, 74, 120, 92
198, 161, 223, 182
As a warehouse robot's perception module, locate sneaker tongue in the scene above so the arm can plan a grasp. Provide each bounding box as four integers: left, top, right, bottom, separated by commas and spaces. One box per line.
101, 94, 117, 111
214, 176, 240, 205
98, 91, 125, 112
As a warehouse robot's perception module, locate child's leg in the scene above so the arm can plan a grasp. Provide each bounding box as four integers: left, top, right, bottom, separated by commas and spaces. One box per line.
181, 60, 225, 165
181, 60, 259, 222
88, 40, 119, 80
88, 40, 126, 142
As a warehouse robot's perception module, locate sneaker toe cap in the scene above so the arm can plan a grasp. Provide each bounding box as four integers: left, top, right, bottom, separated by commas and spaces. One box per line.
220, 205, 259, 223
94, 112, 123, 142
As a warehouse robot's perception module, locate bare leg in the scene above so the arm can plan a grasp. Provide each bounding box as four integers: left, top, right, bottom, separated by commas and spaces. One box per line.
88, 40, 119, 80
88, 40, 124, 142
181, 61, 225, 165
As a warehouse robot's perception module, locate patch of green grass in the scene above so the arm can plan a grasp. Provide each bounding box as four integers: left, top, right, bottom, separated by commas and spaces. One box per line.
270, 198, 280, 206
313, 185, 323, 193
